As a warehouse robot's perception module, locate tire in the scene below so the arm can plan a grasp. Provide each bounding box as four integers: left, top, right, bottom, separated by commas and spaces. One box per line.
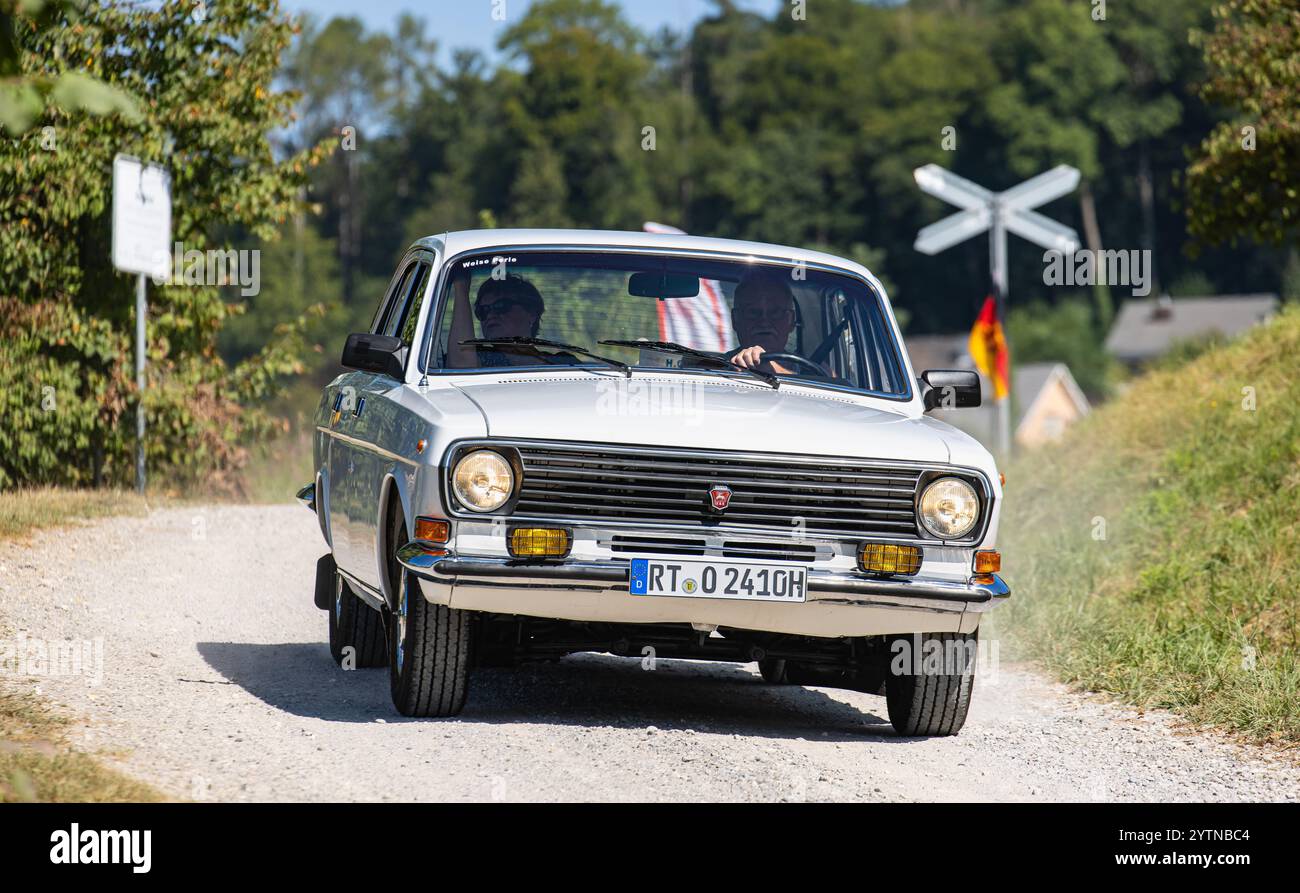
758, 658, 821, 685
385, 511, 473, 717
758, 658, 788, 683
885, 631, 977, 736
327, 566, 388, 668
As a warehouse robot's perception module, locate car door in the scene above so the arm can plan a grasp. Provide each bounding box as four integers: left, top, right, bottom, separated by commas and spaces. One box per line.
327, 259, 420, 582
344, 253, 435, 591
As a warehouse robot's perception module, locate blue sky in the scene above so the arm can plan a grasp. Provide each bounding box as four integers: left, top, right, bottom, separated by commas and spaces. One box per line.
282, 1, 781, 62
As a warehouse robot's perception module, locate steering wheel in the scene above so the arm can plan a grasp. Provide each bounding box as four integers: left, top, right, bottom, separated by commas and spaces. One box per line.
758, 352, 827, 377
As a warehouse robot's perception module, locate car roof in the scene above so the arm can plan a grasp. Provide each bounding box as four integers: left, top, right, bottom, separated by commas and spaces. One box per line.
411, 229, 876, 283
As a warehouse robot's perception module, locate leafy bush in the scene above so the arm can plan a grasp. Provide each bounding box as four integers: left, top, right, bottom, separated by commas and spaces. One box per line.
0, 1, 328, 492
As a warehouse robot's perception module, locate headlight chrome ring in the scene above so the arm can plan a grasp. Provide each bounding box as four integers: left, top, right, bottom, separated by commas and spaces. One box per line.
918, 476, 980, 539
451, 449, 514, 513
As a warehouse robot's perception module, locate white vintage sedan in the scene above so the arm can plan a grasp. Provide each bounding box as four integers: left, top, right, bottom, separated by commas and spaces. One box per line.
301, 228, 1007, 735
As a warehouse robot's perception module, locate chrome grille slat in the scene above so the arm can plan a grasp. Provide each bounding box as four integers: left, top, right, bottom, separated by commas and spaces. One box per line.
524, 484, 915, 514
608, 536, 707, 556
522, 454, 920, 480
606, 535, 823, 563
511, 444, 923, 539
524, 459, 919, 486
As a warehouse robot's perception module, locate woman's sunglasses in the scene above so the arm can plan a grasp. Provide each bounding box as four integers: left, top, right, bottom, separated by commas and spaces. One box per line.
474, 295, 530, 322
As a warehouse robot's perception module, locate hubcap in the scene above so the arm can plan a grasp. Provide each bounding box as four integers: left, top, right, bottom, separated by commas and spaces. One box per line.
395, 572, 409, 673
334, 575, 343, 618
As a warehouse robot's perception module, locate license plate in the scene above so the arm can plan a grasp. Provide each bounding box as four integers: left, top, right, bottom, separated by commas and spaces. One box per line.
628, 557, 807, 603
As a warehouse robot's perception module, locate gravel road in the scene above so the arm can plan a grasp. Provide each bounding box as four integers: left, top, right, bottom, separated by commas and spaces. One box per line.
1, 504, 1296, 802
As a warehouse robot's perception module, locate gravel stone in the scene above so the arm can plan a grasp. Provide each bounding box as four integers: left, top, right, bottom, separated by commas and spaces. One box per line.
1, 504, 1297, 802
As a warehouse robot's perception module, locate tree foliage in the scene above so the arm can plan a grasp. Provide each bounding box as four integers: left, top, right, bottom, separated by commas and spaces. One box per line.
1185, 0, 1300, 250
0, 0, 327, 490
256, 0, 1276, 360
0, 0, 140, 134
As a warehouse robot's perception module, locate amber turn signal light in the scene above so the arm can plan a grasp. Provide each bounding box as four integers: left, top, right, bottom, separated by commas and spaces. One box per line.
859, 542, 922, 576
974, 550, 1001, 574
414, 517, 450, 543
508, 527, 571, 558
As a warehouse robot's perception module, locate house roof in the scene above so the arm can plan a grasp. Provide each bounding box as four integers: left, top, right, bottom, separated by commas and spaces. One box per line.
1014, 362, 1090, 434
1104, 294, 1279, 363
902, 335, 1091, 446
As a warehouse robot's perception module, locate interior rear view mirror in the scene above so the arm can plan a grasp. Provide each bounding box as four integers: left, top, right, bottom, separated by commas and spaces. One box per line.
628, 271, 700, 298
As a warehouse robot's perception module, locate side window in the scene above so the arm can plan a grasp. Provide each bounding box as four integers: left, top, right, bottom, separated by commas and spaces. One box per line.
395, 263, 432, 346
823, 290, 861, 387
371, 262, 418, 334
857, 294, 905, 394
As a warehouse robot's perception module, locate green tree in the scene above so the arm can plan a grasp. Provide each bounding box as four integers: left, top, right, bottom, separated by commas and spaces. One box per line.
498, 0, 656, 228
0, 0, 327, 489
0, 0, 139, 133
1186, 0, 1300, 250
1007, 301, 1117, 398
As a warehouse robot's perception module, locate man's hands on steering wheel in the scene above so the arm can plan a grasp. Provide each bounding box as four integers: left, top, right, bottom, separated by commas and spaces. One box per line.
731, 346, 829, 378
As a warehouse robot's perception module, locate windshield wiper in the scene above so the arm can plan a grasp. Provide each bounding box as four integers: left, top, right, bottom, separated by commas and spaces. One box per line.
599, 340, 780, 389
460, 336, 632, 377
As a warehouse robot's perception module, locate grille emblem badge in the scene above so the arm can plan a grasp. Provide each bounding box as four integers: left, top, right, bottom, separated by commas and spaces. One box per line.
707, 484, 733, 512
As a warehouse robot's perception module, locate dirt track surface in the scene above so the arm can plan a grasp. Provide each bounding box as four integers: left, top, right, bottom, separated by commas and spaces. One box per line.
1, 505, 1297, 802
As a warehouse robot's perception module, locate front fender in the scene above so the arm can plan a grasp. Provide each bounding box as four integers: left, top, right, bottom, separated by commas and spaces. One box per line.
374, 463, 419, 611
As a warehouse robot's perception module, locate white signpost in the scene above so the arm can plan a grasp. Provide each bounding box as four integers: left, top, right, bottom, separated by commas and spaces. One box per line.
913, 163, 1080, 456
112, 155, 172, 493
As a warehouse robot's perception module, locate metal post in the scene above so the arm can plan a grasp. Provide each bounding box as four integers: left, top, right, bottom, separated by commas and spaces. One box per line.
135, 272, 146, 494
989, 205, 1011, 459
912, 163, 1079, 459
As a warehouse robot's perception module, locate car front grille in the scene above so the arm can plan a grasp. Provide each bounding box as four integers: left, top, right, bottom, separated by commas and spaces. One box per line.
510, 443, 924, 539
608, 535, 826, 562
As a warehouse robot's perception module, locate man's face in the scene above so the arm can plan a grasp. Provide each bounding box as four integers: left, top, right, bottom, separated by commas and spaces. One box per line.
732, 285, 795, 352
476, 291, 537, 340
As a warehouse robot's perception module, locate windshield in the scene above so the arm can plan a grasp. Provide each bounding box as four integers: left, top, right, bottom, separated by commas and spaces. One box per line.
424, 250, 910, 398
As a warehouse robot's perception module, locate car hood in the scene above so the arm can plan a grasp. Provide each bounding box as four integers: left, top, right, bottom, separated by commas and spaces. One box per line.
448, 374, 949, 463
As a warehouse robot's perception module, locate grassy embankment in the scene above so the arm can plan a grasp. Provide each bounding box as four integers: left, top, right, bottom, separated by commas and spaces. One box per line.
0, 688, 162, 802
0, 487, 149, 540
0, 492, 166, 800
995, 306, 1300, 744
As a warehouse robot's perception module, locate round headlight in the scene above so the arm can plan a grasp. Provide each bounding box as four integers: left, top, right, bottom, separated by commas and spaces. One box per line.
452, 450, 514, 513
918, 477, 980, 539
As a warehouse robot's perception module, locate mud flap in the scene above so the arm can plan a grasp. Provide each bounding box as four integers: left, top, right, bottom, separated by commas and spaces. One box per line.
314, 553, 336, 610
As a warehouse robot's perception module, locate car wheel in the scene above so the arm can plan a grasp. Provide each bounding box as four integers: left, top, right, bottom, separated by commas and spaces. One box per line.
327, 567, 388, 668
884, 630, 977, 736
386, 513, 473, 717
758, 658, 788, 683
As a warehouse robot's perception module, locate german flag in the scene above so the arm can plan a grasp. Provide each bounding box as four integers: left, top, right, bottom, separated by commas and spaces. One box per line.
968, 295, 1009, 401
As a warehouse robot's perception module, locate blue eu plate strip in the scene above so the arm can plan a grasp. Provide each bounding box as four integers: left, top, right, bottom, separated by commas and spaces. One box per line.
629, 558, 649, 595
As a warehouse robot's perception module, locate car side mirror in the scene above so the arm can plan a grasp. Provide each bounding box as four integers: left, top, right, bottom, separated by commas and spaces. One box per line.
342, 332, 407, 379
920, 369, 981, 411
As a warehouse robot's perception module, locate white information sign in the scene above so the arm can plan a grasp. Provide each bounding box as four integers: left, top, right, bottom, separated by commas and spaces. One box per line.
112, 154, 172, 278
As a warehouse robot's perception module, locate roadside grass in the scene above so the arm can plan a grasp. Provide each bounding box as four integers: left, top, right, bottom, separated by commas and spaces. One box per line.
0, 686, 163, 802
993, 305, 1300, 744
238, 376, 318, 504
240, 427, 313, 505
0, 487, 150, 540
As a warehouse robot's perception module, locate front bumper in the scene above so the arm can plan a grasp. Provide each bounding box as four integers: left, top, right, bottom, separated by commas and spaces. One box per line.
396, 542, 1009, 638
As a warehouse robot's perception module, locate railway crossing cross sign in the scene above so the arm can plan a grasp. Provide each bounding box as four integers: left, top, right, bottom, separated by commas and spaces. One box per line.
912, 164, 1081, 455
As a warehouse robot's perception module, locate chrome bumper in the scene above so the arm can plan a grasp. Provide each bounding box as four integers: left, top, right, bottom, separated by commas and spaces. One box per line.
396, 541, 1009, 616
